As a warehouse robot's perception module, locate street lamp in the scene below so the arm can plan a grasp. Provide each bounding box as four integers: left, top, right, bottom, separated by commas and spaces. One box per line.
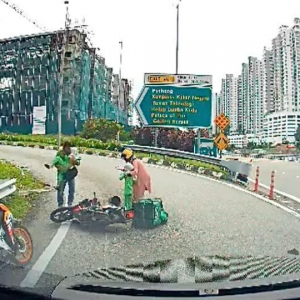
117, 41, 123, 123
176, 0, 181, 74
116, 41, 123, 142
57, 0, 70, 147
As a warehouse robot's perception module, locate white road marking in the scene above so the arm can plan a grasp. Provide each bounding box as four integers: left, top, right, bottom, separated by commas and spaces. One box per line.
282, 172, 286, 175
20, 222, 71, 288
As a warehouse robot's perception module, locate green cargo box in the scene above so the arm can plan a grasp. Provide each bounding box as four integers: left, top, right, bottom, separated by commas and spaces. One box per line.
132, 198, 168, 229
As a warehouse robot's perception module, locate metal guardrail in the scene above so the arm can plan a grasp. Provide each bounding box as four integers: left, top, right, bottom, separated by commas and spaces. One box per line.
0, 179, 16, 200
123, 145, 222, 166
123, 145, 252, 176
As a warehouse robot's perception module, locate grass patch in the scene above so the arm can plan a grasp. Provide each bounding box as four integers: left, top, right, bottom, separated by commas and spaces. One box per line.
0, 160, 44, 219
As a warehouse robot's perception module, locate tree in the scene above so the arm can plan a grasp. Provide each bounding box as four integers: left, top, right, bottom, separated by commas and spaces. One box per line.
80, 118, 124, 142
247, 141, 257, 150
282, 137, 289, 145
295, 125, 300, 146
228, 144, 236, 151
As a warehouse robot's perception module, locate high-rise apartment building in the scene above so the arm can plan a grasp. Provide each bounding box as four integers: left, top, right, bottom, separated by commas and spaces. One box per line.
274, 25, 293, 112
218, 74, 239, 134
290, 18, 300, 111
262, 47, 275, 114
254, 59, 264, 134
237, 75, 243, 133
219, 18, 300, 145
247, 56, 256, 133
241, 63, 249, 134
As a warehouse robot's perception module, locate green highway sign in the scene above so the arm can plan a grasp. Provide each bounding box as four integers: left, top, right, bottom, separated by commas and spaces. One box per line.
135, 85, 212, 128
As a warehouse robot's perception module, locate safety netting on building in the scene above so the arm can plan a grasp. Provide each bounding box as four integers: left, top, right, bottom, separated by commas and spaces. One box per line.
0, 34, 59, 133
0, 30, 129, 134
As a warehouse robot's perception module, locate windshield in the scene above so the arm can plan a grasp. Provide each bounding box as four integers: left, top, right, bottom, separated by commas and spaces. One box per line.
1, 0, 300, 294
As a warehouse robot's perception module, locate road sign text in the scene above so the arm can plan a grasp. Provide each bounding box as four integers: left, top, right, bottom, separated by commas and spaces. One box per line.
136, 85, 212, 128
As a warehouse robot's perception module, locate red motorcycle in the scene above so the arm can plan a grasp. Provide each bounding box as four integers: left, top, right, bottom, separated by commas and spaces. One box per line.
0, 203, 33, 266
50, 193, 134, 227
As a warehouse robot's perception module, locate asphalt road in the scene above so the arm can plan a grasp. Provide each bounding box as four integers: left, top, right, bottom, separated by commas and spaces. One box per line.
250, 159, 300, 198
1, 146, 300, 290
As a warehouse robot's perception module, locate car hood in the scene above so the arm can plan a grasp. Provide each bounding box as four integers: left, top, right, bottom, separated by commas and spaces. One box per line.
69, 255, 300, 283
3, 255, 300, 299
49, 255, 300, 299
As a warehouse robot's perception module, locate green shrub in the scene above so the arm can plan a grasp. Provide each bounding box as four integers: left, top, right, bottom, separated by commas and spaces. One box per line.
85, 150, 94, 155
79, 118, 124, 142
163, 158, 172, 166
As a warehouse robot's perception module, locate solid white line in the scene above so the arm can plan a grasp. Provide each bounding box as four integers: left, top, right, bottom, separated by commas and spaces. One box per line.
20, 222, 71, 288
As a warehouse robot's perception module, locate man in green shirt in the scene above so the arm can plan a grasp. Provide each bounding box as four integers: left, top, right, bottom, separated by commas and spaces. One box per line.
51, 141, 80, 207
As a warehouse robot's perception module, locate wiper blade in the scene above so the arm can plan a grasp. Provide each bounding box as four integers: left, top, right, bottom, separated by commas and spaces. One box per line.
70, 279, 300, 298
70, 284, 203, 297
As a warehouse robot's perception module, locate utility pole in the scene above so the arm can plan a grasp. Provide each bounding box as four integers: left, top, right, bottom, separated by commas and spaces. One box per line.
58, 0, 70, 147
117, 41, 123, 123
116, 41, 123, 142
176, 0, 181, 74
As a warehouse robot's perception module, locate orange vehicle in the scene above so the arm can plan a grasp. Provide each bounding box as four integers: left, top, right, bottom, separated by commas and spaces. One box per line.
0, 203, 33, 266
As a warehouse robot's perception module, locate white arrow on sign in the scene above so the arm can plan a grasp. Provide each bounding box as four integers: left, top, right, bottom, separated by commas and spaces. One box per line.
134, 86, 149, 125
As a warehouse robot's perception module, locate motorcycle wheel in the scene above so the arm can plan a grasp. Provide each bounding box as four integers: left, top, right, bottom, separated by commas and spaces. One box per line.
50, 207, 74, 223
12, 226, 33, 266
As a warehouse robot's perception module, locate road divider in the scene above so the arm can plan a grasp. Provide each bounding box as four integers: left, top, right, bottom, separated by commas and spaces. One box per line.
254, 166, 259, 192
249, 176, 300, 204
269, 171, 275, 200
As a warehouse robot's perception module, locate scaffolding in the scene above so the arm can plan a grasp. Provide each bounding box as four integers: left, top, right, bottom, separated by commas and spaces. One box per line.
0, 29, 129, 134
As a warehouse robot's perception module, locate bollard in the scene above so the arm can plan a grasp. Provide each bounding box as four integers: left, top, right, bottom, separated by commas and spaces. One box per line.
269, 170, 275, 200
254, 166, 259, 192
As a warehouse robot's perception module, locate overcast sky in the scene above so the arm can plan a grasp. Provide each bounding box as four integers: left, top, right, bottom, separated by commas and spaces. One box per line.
0, 0, 299, 98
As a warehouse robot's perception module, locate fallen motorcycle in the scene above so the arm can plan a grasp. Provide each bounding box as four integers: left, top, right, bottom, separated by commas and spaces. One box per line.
50, 193, 134, 227
0, 203, 33, 266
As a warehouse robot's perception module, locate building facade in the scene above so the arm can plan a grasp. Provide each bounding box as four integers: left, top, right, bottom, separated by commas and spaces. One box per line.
241, 63, 249, 134
254, 58, 264, 135
237, 75, 243, 133
263, 112, 300, 143
218, 18, 300, 145
262, 47, 275, 114
217, 74, 239, 135
0, 29, 131, 134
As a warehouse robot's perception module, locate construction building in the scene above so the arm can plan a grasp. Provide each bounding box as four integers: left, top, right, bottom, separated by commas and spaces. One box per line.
0, 29, 132, 135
